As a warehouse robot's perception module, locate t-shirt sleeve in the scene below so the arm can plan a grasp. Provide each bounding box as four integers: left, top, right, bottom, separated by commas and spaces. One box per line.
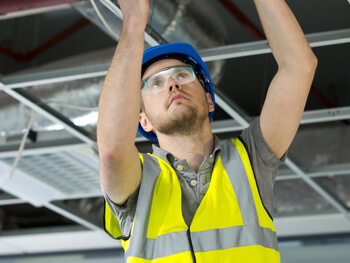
101, 160, 142, 237
240, 117, 286, 217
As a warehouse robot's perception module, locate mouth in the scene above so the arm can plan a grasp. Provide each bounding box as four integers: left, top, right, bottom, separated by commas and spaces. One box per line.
170, 94, 188, 105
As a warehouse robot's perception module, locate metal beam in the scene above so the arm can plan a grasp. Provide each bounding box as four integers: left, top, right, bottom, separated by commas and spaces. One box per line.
300, 106, 350, 124
209, 106, 350, 133
1, 29, 348, 91
277, 163, 350, 181
275, 213, 350, 237
1, 85, 97, 147
0, 63, 109, 89
0, 142, 87, 158
0, 3, 71, 20
210, 119, 244, 133
0, 24, 348, 220
0, 188, 25, 207
199, 28, 350, 62
1, 213, 349, 256
0, 199, 26, 206
0, 230, 119, 256
285, 158, 350, 219
214, 91, 250, 128
3, 146, 350, 202
1, 107, 349, 156
45, 202, 102, 232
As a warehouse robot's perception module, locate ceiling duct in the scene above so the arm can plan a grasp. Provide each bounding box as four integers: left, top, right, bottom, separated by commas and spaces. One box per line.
72, 1, 120, 41
75, 0, 228, 81
0, 0, 82, 16
0, 76, 103, 137
1, 0, 229, 138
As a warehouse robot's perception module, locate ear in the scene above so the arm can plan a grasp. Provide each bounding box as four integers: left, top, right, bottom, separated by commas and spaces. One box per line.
206, 93, 215, 113
139, 112, 154, 132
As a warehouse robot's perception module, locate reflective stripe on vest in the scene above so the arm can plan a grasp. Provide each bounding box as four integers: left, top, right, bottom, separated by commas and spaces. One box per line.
104, 138, 280, 262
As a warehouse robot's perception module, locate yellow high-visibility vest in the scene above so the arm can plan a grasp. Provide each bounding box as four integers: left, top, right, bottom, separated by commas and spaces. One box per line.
104, 138, 281, 263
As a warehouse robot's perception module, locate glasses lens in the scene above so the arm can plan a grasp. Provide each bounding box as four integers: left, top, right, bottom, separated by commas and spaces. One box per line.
141, 66, 195, 95
172, 67, 195, 84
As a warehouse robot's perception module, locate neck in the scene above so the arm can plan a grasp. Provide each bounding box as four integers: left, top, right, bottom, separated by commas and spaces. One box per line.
157, 120, 214, 173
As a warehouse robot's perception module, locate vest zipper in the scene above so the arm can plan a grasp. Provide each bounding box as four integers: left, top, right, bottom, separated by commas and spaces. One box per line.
187, 229, 197, 262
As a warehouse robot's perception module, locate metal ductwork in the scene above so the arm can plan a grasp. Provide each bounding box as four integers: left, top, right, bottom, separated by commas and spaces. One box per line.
0, 0, 83, 19
0, 0, 82, 15
74, 0, 228, 82
1, 1, 350, 251
1, 0, 228, 138
0, 76, 104, 137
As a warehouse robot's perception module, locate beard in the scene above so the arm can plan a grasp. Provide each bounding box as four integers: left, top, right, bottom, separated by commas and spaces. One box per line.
145, 100, 208, 137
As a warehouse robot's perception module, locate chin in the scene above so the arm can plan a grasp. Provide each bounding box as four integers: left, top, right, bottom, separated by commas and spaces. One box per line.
169, 105, 193, 116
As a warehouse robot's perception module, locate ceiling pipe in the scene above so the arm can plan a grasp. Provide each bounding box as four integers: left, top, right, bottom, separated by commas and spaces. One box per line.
0, 0, 84, 15
0, 0, 229, 137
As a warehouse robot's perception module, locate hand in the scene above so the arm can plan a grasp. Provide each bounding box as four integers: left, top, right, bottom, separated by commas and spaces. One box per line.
118, 0, 150, 30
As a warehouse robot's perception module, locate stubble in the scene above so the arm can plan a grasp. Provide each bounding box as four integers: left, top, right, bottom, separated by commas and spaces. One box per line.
145, 99, 208, 137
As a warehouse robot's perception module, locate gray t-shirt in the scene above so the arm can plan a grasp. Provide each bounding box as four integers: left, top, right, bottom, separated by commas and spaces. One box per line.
102, 118, 285, 237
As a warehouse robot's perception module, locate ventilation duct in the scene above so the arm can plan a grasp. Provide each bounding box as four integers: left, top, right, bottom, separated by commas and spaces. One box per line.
75, 0, 228, 83
1, 0, 228, 138
0, 0, 82, 16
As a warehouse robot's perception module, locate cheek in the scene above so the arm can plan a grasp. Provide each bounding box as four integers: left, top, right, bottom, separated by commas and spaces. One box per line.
143, 95, 163, 115
141, 93, 152, 109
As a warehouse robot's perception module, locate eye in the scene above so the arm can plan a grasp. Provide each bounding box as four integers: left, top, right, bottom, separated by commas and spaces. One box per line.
179, 73, 190, 79
149, 78, 164, 90
175, 71, 191, 81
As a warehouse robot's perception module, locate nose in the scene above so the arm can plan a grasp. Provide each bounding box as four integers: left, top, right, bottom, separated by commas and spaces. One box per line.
167, 77, 181, 92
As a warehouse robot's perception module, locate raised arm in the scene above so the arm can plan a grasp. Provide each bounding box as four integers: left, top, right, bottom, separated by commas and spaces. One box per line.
254, 0, 318, 159
97, 0, 149, 205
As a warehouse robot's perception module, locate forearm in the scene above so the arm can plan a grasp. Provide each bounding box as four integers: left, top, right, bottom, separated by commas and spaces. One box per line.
97, 0, 149, 205
97, 26, 145, 155
253, 0, 317, 71
256, 0, 318, 158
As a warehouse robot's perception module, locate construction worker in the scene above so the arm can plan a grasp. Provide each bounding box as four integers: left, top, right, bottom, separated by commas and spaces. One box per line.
97, 0, 317, 262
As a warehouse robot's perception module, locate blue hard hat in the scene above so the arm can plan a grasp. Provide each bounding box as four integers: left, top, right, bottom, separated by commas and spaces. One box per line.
138, 42, 215, 141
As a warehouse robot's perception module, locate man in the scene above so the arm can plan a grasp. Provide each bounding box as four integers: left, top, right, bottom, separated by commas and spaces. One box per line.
97, 0, 317, 262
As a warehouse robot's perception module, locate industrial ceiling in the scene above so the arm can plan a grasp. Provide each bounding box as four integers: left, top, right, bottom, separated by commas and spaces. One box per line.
0, 0, 350, 259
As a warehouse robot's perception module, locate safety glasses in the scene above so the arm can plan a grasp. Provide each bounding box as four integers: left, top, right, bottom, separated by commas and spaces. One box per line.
141, 65, 196, 96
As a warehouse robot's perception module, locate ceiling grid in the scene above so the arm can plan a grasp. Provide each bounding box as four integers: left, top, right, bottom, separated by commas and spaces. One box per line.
0, 0, 349, 257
